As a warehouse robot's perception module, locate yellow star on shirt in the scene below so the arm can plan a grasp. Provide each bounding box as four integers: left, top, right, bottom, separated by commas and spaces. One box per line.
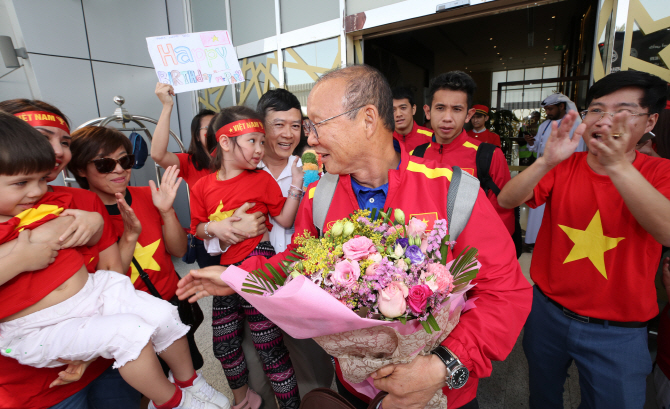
15, 204, 64, 231
208, 201, 237, 222
130, 239, 161, 283
211, 35, 219, 42
558, 211, 625, 279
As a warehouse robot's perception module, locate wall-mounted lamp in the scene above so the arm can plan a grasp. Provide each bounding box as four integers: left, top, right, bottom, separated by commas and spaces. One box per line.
0, 36, 28, 69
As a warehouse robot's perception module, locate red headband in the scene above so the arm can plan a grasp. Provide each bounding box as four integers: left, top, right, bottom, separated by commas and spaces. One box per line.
215, 119, 265, 141
14, 111, 70, 134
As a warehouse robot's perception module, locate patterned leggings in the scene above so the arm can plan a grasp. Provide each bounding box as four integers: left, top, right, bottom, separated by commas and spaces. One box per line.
212, 242, 300, 409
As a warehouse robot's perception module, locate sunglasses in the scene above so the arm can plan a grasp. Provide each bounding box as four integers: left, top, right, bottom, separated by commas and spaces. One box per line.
90, 155, 135, 173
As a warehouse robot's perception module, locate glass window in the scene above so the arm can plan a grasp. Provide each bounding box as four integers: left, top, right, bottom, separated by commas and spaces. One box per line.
198, 85, 234, 112
190, 0, 227, 32
230, 0, 276, 45
235, 52, 281, 108
543, 65, 559, 78
280, 0, 339, 33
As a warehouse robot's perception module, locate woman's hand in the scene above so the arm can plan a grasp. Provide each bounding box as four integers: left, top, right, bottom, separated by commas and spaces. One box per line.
155, 82, 175, 107
150, 165, 183, 215
176, 265, 234, 302
57, 209, 104, 249
208, 218, 247, 247
116, 193, 142, 240
231, 202, 267, 238
49, 358, 96, 388
13, 230, 60, 272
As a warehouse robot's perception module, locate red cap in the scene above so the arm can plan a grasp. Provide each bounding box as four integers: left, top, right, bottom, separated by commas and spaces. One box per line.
473, 105, 489, 115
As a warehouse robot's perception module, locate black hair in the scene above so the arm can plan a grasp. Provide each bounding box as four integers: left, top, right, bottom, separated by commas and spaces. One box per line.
0, 111, 55, 176
257, 89, 301, 116
427, 71, 477, 109
316, 65, 395, 132
209, 106, 265, 173
69, 126, 133, 189
188, 109, 217, 171
392, 86, 415, 107
586, 71, 668, 115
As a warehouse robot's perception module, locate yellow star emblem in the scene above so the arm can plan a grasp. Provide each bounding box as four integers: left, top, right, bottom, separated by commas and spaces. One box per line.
212, 35, 219, 42
559, 211, 625, 279
209, 201, 237, 222
15, 204, 64, 231
130, 239, 161, 283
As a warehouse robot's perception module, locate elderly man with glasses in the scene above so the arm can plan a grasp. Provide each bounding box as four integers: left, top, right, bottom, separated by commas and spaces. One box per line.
178, 65, 532, 409
499, 71, 670, 408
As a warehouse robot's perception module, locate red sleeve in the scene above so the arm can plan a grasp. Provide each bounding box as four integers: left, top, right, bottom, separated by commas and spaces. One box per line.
526, 164, 558, 208
491, 132, 502, 148
441, 189, 532, 381
240, 182, 317, 277
189, 180, 209, 234
489, 148, 515, 234
176, 153, 190, 180
263, 173, 288, 218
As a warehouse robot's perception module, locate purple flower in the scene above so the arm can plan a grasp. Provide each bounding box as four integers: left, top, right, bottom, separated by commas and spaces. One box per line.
405, 245, 425, 264
396, 238, 410, 248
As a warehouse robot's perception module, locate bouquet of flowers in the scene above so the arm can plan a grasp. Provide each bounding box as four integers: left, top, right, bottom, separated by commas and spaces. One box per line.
221, 208, 479, 407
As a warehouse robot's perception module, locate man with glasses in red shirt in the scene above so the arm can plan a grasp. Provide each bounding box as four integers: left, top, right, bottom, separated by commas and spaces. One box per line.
499, 71, 670, 408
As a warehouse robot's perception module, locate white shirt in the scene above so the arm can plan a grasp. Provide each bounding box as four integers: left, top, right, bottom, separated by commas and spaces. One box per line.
260, 155, 301, 253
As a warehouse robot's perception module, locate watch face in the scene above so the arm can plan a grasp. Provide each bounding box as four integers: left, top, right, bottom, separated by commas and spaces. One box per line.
451, 367, 469, 389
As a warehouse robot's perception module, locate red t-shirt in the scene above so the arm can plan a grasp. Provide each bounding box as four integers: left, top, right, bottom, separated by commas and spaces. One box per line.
176, 152, 212, 188
51, 186, 117, 273
241, 150, 532, 407
393, 121, 432, 153
190, 171, 286, 265
466, 129, 501, 148
527, 152, 670, 321
107, 187, 178, 300
409, 131, 515, 235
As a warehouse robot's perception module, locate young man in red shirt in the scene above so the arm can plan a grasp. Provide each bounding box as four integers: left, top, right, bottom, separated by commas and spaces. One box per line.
499, 71, 670, 408
412, 72, 515, 236
466, 105, 501, 147
391, 86, 432, 153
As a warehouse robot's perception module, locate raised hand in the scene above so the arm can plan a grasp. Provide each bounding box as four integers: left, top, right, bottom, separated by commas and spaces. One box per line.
588, 111, 635, 171
176, 265, 234, 302
291, 156, 304, 187
541, 110, 584, 168
150, 165, 183, 214
155, 82, 175, 107
116, 192, 142, 238
57, 209, 104, 249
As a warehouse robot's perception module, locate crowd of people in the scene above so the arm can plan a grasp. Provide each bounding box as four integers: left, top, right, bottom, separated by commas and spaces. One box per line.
0, 63, 668, 409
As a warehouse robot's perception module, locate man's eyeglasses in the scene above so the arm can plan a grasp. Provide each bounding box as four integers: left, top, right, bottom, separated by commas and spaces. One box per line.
580, 109, 650, 123
303, 106, 365, 140
90, 155, 135, 173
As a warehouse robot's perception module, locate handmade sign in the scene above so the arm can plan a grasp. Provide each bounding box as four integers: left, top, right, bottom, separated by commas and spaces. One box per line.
146, 30, 244, 93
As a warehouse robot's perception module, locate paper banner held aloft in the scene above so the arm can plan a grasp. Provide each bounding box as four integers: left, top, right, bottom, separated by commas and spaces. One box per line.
146, 30, 244, 93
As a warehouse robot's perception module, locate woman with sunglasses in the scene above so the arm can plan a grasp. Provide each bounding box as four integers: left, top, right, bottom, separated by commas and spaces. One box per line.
151, 83, 268, 269
0, 100, 141, 409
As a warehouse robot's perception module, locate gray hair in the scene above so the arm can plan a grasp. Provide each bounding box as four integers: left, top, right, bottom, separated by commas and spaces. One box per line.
316, 65, 394, 132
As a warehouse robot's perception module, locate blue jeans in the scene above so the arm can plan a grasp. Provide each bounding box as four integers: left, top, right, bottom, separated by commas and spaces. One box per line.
49, 366, 140, 409
523, 286, 651, 409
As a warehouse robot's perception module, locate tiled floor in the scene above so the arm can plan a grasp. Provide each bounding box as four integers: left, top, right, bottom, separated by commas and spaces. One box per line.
173, 253, 660, 409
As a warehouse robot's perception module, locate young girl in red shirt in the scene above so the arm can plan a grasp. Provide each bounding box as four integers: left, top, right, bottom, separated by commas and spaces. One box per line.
189, 106, 303, 409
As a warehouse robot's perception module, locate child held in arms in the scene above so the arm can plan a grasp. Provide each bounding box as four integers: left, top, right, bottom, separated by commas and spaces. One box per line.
0, 113, 229, 409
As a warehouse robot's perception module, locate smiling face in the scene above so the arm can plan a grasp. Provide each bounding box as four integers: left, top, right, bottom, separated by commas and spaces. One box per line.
0, 172, 49, 219
264, 108, 302, 161
34, 126, 71, 181
80, 146, 132, 205
582, 87, 658, 155
424, 89, 475, 144
393, 98, 416, 136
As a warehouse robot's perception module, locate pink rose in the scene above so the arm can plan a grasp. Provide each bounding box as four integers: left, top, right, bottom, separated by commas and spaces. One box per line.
365, 262, 380, 276
419, 271, 439, 292
342, 236, 376, 261
331, 260, 360, 289
367, 252, 382, 263
394, 258, 409, 271
420, 237, 428, 253
425, 263, 454, 293
378, 281, 409, 318
407, 285, 433, 314
407, 218, 428, 237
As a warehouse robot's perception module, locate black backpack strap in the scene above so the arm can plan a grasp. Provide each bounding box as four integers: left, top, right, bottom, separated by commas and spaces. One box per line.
475, 143, 501, 196
410, 143, 429, 158
132, 257, 163, 299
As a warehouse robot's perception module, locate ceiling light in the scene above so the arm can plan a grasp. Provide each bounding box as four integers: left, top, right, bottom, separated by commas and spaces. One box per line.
490, 38, 493, 40
547, 38, 551, 40
544, 52, 547, 54
497, 52, 500, 54
500, 58, 503, 60
552, 16, 555, 18
543, 58, 546, 60
494, 45, 497, 48
545, 45, 549, 48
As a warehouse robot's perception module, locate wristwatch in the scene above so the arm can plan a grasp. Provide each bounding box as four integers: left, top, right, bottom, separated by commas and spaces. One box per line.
431, 346, 469, 389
